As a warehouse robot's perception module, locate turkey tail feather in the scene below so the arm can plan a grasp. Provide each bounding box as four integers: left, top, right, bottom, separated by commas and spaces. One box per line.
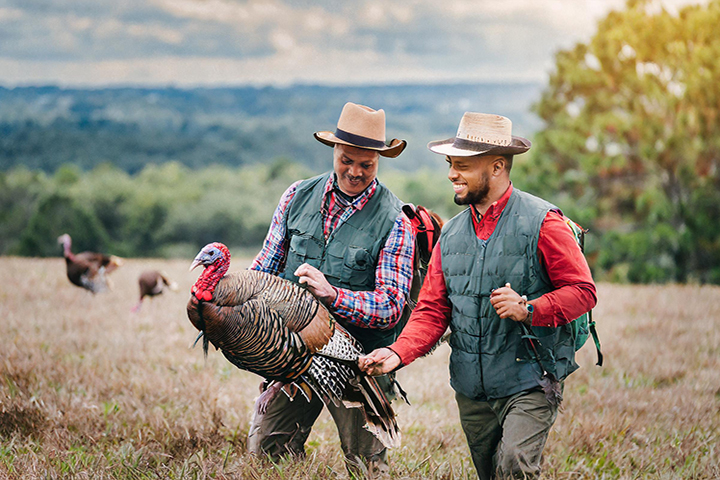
305, 353, 401, 449
351, 375, 401, 449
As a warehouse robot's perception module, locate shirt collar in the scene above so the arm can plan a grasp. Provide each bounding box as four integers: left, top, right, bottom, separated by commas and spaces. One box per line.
471, 182, 513, 222
324, 173, 378, 209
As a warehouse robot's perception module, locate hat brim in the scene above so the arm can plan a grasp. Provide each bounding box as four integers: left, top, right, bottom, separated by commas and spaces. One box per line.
314, 131, 407, 158
427, 136, 531, 157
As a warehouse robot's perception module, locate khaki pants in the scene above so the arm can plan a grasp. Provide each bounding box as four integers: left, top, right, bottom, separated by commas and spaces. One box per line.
247, 387, 388, 478
455, 387, 560, 480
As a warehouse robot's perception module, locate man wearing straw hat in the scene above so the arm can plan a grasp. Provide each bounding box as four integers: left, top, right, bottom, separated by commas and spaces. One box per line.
360, 112, 597, 479
247, 102, 415, 477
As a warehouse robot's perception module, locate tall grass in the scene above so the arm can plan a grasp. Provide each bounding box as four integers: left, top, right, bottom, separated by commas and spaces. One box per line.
1, 257, 718, 479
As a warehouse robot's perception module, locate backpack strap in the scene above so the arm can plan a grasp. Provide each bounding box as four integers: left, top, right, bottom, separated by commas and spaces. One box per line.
402, 204, 439, 266
564, 216, 604, 367
588, 310, 603, 366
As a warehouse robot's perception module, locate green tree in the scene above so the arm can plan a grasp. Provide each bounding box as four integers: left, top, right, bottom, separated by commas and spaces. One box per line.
16, 192, 111, 257
0, 168, 49, 254
523, 0, 720, 283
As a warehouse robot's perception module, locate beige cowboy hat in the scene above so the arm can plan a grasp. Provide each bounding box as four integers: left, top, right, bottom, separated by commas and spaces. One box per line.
314, 102, 407, 158
428, 112, 531, 157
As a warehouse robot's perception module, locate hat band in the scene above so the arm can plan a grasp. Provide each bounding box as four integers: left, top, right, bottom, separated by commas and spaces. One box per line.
335, 128, 386, 149
452, 137, 510, 152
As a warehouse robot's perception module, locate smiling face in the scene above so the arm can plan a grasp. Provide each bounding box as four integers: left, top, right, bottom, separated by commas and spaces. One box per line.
446, 155, 494, 206
333, 144, 380, 197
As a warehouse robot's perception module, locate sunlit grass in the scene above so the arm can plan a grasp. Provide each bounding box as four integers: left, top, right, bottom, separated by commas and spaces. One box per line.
1, 258, 719, 478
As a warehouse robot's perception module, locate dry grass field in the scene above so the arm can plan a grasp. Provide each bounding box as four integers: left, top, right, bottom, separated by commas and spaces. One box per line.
1, 256, 719, 479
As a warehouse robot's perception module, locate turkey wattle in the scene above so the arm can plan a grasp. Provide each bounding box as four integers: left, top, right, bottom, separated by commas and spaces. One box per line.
187, 242, 401, 448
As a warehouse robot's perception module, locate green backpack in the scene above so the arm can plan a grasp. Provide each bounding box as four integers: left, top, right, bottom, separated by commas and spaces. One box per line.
564, 216, 603, 366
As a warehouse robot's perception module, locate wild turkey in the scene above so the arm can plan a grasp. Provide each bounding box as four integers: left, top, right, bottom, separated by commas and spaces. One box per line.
57, 233, 122, 293
187, 242, 400, 448
131, 270, 178, 313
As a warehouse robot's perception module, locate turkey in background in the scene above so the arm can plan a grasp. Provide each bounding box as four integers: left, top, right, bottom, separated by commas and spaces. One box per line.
187, 242, 401, 449
57, 233, 122, 294
131, 270, 178, 313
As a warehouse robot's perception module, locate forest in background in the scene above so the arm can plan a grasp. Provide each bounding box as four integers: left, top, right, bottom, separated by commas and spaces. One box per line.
0, 160, 462, 262
2, 0, 719, 285
0, 82, 542, 174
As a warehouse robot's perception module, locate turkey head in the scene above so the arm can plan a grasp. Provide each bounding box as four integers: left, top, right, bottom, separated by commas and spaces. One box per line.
189, 242, 230, 302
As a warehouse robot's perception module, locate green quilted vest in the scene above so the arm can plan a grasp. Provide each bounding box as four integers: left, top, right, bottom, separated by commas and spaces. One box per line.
440, 188, 579, 400
282, 172, 404, 353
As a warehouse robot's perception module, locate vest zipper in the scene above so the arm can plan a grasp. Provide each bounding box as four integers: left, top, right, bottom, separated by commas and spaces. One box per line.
476, 238, 487, 395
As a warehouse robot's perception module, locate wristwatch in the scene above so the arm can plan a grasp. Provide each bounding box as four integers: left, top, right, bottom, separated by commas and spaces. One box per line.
524, 303, 534, 326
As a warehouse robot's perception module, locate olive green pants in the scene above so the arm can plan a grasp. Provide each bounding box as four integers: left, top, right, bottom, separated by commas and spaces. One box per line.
455, 387, 560, 480
247, 388, 388, 478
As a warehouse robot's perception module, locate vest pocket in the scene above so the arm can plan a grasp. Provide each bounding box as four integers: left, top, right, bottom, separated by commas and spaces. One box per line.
342, 246, 373, 288
289, 234, 309, 263
289, 232, 323, 262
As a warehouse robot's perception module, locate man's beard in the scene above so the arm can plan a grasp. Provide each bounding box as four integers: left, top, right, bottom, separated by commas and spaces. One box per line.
454, 173, 490, 206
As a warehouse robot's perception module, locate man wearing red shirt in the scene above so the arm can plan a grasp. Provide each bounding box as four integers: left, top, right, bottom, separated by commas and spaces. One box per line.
360, 112, 597, 480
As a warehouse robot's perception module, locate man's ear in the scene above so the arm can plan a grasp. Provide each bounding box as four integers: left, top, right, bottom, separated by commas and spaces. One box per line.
492, 156, 506, 175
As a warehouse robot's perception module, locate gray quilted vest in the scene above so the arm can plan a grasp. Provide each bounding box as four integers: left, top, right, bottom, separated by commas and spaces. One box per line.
440, 188, 579, 400
282, 172, 404, 353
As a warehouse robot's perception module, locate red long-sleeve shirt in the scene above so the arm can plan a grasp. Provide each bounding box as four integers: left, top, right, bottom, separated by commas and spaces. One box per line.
391, 184, 597, 366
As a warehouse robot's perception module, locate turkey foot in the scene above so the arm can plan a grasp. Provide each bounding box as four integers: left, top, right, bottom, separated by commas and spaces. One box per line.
255, 381, 284, 415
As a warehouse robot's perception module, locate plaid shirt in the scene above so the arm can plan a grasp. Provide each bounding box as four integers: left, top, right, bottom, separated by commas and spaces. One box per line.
250, 174, 415, 329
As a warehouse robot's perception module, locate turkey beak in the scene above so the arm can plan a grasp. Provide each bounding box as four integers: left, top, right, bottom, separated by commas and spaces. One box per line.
189, 256, 204, 272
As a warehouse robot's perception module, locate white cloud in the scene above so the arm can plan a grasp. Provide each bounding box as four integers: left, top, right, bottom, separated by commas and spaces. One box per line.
67, 16, 94, 32
0, 0, 711, 86
0, 50, 546, 88
155, 0, 254, 23
126, 24, 184, 45
359, 2, 414, 27
270, 30, 296, 52
0, 7, 24, 21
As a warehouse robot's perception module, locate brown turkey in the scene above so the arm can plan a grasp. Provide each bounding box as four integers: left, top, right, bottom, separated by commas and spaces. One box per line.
187, 242, 401, 448
57, 233, 122, 293
131, 270, 178, 313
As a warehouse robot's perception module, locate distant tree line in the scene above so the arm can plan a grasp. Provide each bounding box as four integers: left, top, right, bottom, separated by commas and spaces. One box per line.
0, 83, 542, 174
0, 161, 464, 262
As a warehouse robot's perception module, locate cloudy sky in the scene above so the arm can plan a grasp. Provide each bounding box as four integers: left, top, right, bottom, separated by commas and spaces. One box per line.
0, 0, 707, 87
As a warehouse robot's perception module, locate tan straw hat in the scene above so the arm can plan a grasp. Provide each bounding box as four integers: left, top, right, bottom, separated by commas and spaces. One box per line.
314, 102, 407, 158
427, 112, 531, 157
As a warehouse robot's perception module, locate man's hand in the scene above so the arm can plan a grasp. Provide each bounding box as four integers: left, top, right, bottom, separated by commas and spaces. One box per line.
358, 348, 401, 376
490, 282, 532, 326
294, 263, 337, 305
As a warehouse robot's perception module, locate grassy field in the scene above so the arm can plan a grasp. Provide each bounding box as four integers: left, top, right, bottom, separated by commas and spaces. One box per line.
1, 256, 719, 479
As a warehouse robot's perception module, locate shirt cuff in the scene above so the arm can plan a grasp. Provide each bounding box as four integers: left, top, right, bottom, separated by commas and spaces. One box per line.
386, 347, 405, 372
329, 286, 340, 307
529, 297, 555, 327
388, 341, 415, 367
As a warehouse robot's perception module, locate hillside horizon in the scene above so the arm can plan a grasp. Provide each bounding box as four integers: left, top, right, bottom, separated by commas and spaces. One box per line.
0, 82, 544, 174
